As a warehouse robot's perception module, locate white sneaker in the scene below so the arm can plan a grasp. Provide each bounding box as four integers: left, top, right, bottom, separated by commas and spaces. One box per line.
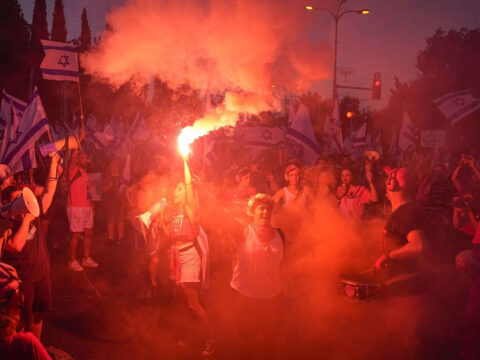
82, 257, 99, 268
68, 260, 84, 272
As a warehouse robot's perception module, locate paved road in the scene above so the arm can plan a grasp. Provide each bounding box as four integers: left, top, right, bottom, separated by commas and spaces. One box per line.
41, 227, 467, 360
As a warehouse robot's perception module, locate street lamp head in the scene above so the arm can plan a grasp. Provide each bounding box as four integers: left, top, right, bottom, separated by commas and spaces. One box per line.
305, 5, 314, 11
359, 9, 370, 15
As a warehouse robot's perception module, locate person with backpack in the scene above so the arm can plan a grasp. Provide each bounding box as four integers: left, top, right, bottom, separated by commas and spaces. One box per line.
230, 193, 289, 359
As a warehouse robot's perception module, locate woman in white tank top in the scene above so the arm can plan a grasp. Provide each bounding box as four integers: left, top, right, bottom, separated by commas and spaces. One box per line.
230, 193, 288, 358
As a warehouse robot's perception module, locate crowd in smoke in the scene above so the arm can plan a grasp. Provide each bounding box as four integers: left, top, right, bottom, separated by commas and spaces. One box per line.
1, 0, 479, 359
0, 106, 479, 358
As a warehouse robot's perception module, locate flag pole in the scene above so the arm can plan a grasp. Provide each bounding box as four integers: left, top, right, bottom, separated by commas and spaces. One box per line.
77, 81, 85, 129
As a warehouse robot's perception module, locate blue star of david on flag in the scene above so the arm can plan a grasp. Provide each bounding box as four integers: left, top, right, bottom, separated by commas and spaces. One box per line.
261, 129, 273, 141
40, 40, 79, 82
58, 55, 70, 68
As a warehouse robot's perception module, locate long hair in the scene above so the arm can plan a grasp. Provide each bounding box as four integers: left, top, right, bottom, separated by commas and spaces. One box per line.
0, 306, 19, 339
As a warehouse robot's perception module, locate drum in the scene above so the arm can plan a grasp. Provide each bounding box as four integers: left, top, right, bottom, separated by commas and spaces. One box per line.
339, 272, 383, 301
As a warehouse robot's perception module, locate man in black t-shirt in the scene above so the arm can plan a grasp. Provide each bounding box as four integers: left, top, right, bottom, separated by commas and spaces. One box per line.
374, 167, 427, 295
2, 154, 62, 340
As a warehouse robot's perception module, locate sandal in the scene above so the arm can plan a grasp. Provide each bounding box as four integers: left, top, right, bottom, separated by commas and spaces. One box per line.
201, 338, 216, 357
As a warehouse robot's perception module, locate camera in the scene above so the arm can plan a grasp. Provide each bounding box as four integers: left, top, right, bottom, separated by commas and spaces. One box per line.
461, 154, 473, 166
453, 197, 472, 209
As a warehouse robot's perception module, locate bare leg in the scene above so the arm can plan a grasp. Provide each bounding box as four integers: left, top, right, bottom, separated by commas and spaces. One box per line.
84, 228, 93, 259
149, 256, 160, 287
70, 232, 82, 262
107, 223, 114, 240
28, 313, 43, 340
184, 286, 214, 338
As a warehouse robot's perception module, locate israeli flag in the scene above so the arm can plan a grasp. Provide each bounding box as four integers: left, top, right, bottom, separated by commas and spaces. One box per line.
0, 91, 26, 129
285, 104, 321, 165
3, 88, 49, 168
399, 108, 418, 153
434, 89, 480, 126
128, 112, 150, 142
0, 91, 38, 172
40, 40, 79, 82
92, 123, 115, 149
351, 122, 367, 147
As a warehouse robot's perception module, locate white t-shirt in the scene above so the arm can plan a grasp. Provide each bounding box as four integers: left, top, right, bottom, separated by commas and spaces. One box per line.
338, 184, 370, 221
231, 225, 284, 299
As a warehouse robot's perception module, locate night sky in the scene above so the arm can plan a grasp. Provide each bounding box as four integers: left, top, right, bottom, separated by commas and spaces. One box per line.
19, 0, 480, 107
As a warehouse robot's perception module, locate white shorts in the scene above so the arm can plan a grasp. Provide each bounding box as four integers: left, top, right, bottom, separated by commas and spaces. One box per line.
177, 246, 201, 283
67, 207, 94, 233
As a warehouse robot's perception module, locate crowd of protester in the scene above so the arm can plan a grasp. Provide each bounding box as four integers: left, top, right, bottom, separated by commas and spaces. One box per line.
1, 124, 480, 359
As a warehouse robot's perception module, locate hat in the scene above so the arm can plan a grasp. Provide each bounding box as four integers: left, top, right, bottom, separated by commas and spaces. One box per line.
285, 164, 300, 175
0, 262, 20, 299
0, 164, 12, 181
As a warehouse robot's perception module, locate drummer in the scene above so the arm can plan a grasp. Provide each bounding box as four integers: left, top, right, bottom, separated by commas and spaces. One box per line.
373, 166, 427, 295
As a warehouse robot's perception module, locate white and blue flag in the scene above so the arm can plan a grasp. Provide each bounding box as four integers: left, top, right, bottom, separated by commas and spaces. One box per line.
0, 91, 26, 130
40, 40, 79, 82
0, 91, 39, 172
92, 123, 115, 149
3, 88, 49, 169
351, 122, 367, 147
434, 89, 480, 126
128, 112, 150, 142
399, 108, 419, 153
285, 104, 320, 165
237, 122, 286, 162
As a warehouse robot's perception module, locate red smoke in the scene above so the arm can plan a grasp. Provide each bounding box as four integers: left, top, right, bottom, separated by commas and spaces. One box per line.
83, 0, 332, 95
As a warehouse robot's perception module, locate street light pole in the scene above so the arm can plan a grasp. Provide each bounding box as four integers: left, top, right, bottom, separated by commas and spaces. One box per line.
333, 13, 339, 100
306, 1, 370, 100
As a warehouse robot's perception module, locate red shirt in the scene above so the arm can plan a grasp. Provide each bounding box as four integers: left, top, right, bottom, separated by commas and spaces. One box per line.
67, 166, 91, 207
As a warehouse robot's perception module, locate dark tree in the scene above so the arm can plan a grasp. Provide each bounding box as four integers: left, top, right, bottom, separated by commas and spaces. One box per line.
417, 28, 480, 95
51, 0, 67, 42
298, 91, 331, 140
79, 8, 92, 53
31, 0, 48, 64
30, 0, 49, 93
0, 0, 30, 97
387, 27, 480, 153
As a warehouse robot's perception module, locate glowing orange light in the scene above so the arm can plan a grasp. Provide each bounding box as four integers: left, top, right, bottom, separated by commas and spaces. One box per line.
346, 111, 354, 118
306, 5, 313, 10
178, 126, 205, 157
361, 9, 370, 15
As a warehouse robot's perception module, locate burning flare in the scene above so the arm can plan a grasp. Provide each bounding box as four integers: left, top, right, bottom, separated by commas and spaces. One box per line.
177, 91, 279, 157
177, 126, 207, 157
